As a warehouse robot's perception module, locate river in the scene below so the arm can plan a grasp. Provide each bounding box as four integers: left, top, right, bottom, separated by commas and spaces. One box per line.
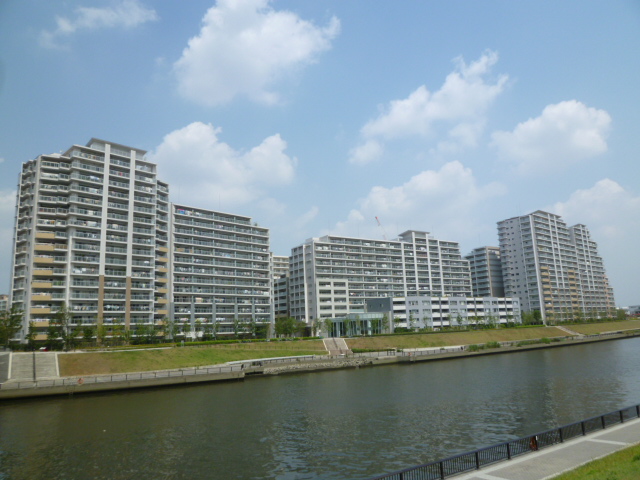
2, 337, 640, 480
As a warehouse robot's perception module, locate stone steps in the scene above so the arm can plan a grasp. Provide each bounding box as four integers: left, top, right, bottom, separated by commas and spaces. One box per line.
9, 353, 59, 381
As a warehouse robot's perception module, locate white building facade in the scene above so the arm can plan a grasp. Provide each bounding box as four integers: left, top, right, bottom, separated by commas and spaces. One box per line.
10, 139, 170, 342
9, 139, 273, 342
366, 296, 521, 330
498, 210, 615, 322
289, 231, 472, 323
171, 204, 272, 337
465, 246, 505, 297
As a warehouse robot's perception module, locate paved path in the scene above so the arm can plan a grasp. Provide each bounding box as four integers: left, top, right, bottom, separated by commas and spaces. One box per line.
454, 417, 640, 480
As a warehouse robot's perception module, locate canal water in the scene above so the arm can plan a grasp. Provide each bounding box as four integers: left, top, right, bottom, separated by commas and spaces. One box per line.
2, 337, 640, 480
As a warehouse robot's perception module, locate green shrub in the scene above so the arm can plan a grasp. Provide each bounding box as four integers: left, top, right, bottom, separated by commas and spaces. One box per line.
485, 341, 501, 349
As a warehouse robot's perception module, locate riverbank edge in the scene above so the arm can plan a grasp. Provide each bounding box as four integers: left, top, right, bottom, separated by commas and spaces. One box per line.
1, 331, 638, 400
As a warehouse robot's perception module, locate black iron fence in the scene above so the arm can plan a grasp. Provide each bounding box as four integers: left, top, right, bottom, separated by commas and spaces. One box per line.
368, 404, 640, 480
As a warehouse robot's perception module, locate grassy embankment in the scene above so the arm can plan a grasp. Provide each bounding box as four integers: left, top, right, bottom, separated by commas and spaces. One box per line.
567, 320, 640, 335
58, 320, 640, 377
59, 341, 327, 376
552, 442, 640, 480
346, 319, 640, 351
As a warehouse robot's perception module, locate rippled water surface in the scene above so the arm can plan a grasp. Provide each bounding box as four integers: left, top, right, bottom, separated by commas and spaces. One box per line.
2, 337, 640, 480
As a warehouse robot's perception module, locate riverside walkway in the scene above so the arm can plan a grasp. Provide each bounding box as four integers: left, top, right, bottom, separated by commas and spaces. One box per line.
453, 417, 640, 480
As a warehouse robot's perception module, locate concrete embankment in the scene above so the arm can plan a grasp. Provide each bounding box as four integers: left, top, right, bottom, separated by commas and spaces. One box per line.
0, 368, 246, 400
1, 330, 638, 400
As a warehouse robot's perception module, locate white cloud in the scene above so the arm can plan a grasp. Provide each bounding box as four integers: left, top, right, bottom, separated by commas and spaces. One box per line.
550, 179, 640, 306
348, 140, 383, 166
297, 206, 320, 228
551, 179, 640, 241
40, 0, 158, 49
148, 122, 297, 211
491, 100, 611, 174
331, 161, 506, 242
349, 50, 507, 164
174, 0, 340, 106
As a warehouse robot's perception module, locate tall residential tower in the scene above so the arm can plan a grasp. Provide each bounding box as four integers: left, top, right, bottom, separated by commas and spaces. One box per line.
497, 211, 615, 322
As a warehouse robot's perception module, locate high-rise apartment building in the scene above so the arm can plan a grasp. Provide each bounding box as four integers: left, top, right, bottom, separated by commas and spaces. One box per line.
497, 210, 615, 322
271, 255, 290, 317
289, 231, 472, 323
10, 139, 271, 342
171, 204, 271, 335
465, 246, 505, 297
0, 294, 8, 312
10, 139, 169, 342
569, 224, 616, 315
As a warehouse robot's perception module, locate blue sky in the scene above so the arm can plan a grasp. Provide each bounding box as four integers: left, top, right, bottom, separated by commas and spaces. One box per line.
1, 0, 639, 305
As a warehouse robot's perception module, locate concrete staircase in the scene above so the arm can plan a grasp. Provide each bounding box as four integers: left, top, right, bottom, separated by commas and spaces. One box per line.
9, 353, 59, 381
555, 325, 583, 337
323, 337, 352, 355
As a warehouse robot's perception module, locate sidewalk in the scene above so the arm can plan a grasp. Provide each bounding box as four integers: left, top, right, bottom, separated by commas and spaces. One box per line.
454, 416, 640, 480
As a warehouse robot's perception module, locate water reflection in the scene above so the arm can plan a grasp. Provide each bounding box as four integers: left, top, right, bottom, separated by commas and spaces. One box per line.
1, 337, 640, 479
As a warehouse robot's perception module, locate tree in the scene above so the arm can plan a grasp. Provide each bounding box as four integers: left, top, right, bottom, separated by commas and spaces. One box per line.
370, 317, 381, 335
344, 317, 355, 337
26, 321, 37, 351
408, 313, 417, 331
380, 313, 390, 334
232, 318, 242, 339
83, 326, 95, 346
96, 323, 108, 346
0, 305, 24, 348
275, 316, 296, 337
393, 316, 402, 333
455, 313, 464, 329
51, 303, 73, 351
323, 318, 334, 337
616, 309, 627, 321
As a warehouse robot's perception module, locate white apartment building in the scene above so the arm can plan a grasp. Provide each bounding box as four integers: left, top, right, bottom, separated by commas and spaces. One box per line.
10, 139, 272, 342
171, 205, 272, 336
271, 254, 290, 317
10, 139, 170, 341
366, 295, 521, 330
0, 294, 8, 312
569, 224, 616, 314
498, 210, 615, 322
289, 231, 472, 323
465, 246, 505, 297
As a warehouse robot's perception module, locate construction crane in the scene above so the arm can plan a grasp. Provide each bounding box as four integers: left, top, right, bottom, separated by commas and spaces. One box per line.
375, 216, 388, 240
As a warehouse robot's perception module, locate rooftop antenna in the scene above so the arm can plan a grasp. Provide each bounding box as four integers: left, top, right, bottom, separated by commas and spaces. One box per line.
375, 216, 388, 240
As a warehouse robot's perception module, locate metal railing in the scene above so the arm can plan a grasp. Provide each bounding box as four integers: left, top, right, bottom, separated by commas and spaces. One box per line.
368, 404, 640, 480
0, 364, 244, 390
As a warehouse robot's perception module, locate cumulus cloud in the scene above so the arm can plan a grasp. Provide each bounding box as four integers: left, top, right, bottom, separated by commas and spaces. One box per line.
148, 122, 296, 210
550, 179, 640, 305
331, 161, 506, 241
174, 0, 340, 106
297, 206, 320, 228
349, 50, 507, 164
551, 179, 640, 241
39, 0, 158, 49
348, 140, 383, 166
491, 100, 611, 174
